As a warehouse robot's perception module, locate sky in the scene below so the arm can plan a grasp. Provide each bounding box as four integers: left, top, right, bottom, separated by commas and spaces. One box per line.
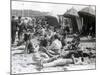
12, 1, 95, 15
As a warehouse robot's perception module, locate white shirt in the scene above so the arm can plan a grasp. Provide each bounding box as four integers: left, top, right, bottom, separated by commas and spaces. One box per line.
41, 28, 46, 35
49, 39, 62, 50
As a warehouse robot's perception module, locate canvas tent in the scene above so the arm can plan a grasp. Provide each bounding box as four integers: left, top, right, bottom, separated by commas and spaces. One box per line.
78, 6, 96, 36
63, 8, 82, 33
78, 6, 95, 17
45, 13, 60, 28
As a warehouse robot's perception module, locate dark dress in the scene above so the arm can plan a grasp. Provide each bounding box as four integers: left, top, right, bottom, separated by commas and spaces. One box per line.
40, 38, 48, 47
11, 20, 18, 44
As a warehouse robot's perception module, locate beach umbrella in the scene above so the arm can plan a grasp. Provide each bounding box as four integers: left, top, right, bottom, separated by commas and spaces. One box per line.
45, 16, 60, 28
44, 13, 60, 28
78, 6, 96, 35
63, 7, 79, 18
78, 6, 96, 17
63, 8, 82, 33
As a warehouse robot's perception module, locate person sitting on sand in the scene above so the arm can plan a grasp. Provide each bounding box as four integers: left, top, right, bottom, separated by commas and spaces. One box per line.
32, 34, 62, 60
47, 34, 62, 57
32, 33, 84, 70
70, 34, 80, 50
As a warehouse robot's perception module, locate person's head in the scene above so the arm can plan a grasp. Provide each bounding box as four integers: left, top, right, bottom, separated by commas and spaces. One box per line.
44, 34, 47, 38
12, 16, 15, 20
25, 17, 28, 20
18, 16, 22, 20
12, 16, 15, 18
54, 34, 60, 40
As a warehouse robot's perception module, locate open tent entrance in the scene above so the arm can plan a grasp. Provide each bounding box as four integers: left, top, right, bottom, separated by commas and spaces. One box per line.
70, 17, 79, 33
63, 7, 82, 34
78, 6, 96, 36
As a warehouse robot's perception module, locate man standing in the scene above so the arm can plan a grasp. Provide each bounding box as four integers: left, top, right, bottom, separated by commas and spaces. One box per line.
11, 16, 18, 44
17, 16, 27, 44
17, 16, 23, 42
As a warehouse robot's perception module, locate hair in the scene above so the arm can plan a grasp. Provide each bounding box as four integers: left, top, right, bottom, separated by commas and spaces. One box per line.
18, 16, 22, 19
12, 16, 15, 19
54, 34, 60, 40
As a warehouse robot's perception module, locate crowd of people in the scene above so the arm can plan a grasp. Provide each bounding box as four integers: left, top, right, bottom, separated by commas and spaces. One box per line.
11, 15, 95, 70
